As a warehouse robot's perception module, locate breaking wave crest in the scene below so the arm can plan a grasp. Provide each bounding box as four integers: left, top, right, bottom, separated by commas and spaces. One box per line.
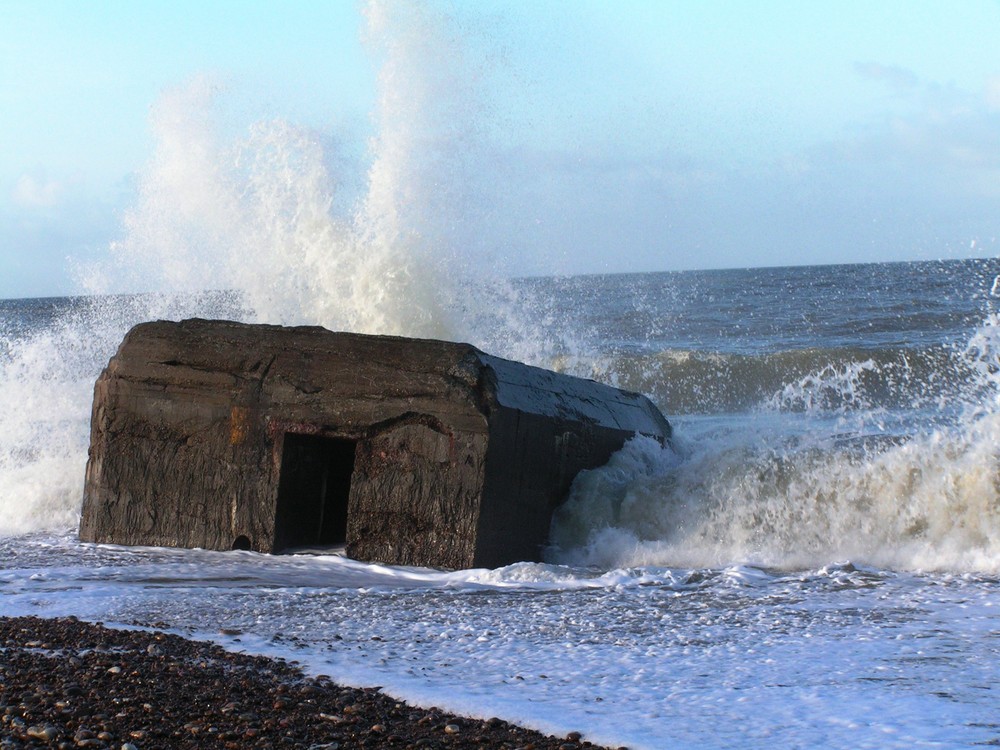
549, 315, 1000, 573
565, 341, 980, 417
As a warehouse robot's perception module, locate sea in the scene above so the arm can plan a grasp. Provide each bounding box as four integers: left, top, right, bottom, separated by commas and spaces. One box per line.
1, 258, 999, 749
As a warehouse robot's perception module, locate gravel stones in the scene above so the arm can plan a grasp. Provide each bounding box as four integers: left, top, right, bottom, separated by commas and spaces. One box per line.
25, 725, 57, 741
0, 616, 609, 749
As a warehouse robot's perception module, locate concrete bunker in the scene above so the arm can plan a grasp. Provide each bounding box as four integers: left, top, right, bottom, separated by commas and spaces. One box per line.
80, 319, 671, 569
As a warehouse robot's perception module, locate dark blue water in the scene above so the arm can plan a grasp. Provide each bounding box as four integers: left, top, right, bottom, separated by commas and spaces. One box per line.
532, 258, 1000, 355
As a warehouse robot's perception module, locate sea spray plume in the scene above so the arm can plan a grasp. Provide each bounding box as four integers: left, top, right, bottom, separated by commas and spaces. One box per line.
358, 0, 560, 359
80, 3, 560, 359
0, 2, 576, 536
0, 79, 272, 534
960, 312, 1000, 413
79, 77, 242, 297
0, 83, 363, 535
81, 77, 409, 335
0, 306, 118, 534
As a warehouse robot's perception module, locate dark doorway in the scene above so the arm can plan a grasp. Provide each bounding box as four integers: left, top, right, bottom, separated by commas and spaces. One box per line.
275, 433, 356, 551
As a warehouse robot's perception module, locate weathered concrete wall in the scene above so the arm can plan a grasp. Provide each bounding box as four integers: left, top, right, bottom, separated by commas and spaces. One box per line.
81, 342, 273, 551
80, 319, 494, 568
348, 419, 488, 566
80, 318, 670, 569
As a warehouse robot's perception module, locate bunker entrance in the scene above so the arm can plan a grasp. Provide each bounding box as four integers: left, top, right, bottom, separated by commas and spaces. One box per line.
275, 433, 356, 552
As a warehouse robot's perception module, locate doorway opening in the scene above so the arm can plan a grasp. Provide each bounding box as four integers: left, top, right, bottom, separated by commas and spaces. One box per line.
274, 433, 356, 552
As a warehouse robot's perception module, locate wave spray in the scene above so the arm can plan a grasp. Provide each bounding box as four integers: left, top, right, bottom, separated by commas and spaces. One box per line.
0, 1, 549, 535
550, 311, 1000, 573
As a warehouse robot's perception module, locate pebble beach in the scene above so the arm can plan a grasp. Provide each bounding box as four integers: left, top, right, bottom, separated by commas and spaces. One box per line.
0, 617, 612, 750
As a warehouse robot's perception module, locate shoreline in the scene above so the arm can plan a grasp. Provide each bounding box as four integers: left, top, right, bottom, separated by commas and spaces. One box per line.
0, 616, 616, 750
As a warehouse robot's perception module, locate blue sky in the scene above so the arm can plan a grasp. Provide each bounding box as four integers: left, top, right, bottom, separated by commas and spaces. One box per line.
2, 0, 999, 298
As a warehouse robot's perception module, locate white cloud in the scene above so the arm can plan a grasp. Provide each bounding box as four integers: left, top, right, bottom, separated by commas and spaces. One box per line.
985, 76, 1000, 111
10, 172, 69, 209
0, 171, 124, 297
487, 59, 1000, 276
853, 62, 920, 92
841, 64, 1000, 173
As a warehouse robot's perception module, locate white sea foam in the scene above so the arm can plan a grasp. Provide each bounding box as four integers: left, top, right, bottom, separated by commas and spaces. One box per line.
3, 532, 998, 750
0, 310, 116, 535
549, 315, 1000, 573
